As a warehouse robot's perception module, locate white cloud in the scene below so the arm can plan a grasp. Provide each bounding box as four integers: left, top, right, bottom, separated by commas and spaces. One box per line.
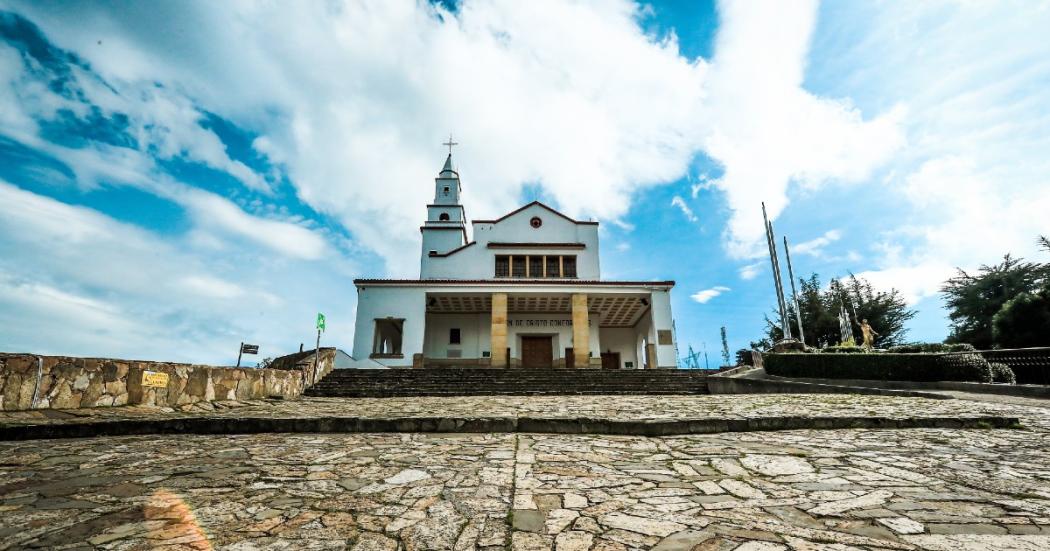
702, 0, 905, 259
0, 181, 355, 363
177, 189, 329, 260
860, 156, 1050, 303
791, 229, 842, 257
670, 195, 698, 223
179, 275, 245, 300
739, 262, 763, 281
690, 174, 717, 198
615, 242, 631, 252
812, 1, 1050, 301
691, 286, 730, 304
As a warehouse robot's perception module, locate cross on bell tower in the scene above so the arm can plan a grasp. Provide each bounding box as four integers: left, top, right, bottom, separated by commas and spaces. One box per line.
442, 133, 458, 156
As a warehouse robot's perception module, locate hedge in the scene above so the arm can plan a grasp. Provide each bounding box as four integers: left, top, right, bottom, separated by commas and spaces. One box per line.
886, 343, 976, 354
821, 345, 865, 354
764, 352, 993, 383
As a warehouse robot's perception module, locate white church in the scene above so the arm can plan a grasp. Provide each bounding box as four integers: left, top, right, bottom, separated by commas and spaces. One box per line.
350, 151, 678, 370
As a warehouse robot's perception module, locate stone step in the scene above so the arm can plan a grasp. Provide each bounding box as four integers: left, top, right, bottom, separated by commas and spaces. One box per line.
305, 368, 709, 397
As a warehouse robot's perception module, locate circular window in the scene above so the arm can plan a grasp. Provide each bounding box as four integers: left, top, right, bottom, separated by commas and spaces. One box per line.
439, 213, 450, 221
530, 216, 542, 228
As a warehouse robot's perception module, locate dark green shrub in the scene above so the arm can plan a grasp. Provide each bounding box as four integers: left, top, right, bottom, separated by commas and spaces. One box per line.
989, 362, 1017, 384
821, 345, 866, 354
764, 352, 993, 383
938, 353, 993, 383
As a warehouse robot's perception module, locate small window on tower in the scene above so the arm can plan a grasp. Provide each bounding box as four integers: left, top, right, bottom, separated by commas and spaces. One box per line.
443, 186, 450, 195
439, 213, 450, 221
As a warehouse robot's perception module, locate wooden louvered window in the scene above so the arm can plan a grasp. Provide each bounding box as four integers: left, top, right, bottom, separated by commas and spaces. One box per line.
511, 255, 527, 277
495, 255, 510, 277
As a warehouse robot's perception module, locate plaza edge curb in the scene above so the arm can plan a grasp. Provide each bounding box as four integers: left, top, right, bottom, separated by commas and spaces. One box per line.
0, 415, 1020, 441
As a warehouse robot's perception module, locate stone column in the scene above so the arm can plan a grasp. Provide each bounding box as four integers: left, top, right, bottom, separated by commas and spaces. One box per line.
571, 293, 590, 368
490, 293, 508, 368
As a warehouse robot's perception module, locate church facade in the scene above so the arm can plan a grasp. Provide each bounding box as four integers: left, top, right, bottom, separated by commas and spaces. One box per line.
351, 153, 678, 369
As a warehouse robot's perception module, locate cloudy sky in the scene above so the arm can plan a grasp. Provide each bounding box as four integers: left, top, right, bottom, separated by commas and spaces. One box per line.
1, 0, 1048, 365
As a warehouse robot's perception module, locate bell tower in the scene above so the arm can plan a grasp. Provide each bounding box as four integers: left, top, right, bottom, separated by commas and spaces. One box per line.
420, 138, 467, 273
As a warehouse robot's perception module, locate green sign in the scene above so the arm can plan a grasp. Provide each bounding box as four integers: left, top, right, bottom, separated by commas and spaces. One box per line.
316, 312, 326, 332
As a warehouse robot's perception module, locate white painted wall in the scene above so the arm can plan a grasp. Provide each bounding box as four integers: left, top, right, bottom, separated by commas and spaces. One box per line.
422, 203, 600, 279
423, 313, 488, 359
598, 328, 641, 369
649, 289, 677, 368
352, 286, 427, 367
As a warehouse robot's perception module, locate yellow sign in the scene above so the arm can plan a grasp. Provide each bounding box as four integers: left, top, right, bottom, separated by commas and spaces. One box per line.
142, 371, 170, 388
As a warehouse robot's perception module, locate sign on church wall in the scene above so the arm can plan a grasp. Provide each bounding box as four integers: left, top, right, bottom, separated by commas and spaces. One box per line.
507, 318, 594, 327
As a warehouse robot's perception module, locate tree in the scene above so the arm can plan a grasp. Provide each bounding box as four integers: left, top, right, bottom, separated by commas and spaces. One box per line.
1039, 235, 1050, 252
941, 255, 1050, 349
757, 273, 915, 349
992, 290, 1050, 348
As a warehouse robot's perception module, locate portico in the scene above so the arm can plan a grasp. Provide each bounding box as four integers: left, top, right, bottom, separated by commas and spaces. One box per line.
350, 150, 679, 370
353, 281, 677, 369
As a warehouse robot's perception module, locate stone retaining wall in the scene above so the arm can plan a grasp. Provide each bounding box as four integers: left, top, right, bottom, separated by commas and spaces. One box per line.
0, 353, 303, 411
267, 347, 336, 387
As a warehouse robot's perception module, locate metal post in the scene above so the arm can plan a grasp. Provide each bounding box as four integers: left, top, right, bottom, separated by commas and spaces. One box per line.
761, 204, 788, 338
762, 203, 792, 340
768, 221, 792, 340
237, 341, 243, 368
313, 329, 321, 382
783, 236, 806, 345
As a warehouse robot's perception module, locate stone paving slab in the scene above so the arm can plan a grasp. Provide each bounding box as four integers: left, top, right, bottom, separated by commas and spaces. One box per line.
2, 423, 1049, 550
1, 394, 1045, 426
0, 394, 1038, 440
0, 413, 1021, 441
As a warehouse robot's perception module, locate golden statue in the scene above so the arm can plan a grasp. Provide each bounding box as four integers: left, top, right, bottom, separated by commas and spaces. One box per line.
860, 318, 879, 350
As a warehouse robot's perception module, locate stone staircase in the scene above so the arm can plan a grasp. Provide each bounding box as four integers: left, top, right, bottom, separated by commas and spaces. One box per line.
304, 368, 709, 397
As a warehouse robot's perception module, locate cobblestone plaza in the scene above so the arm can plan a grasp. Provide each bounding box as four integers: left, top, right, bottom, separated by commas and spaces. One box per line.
2, 394, 1049, 550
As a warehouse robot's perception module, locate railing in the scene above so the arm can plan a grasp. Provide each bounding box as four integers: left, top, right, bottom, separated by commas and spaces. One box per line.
972, 347, 1050, 385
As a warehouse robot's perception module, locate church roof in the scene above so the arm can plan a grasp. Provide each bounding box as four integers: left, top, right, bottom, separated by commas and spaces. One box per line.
438, 154, 458, 177
353, 279, 674, 288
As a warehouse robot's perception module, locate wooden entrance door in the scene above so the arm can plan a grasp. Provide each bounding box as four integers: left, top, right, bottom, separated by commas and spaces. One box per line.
600, 352, 621, 370
521, 337, 553, 368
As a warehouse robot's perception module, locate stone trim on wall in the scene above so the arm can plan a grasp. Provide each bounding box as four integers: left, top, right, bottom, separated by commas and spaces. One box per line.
0, 353, 305, 412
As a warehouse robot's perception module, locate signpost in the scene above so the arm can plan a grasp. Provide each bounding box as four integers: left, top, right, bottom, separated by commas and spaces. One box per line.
237, 342, 259, 368
314, 312, 326, 377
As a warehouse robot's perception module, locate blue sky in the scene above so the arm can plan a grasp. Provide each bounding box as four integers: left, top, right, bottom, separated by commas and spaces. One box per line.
1, 1, 1048, 365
